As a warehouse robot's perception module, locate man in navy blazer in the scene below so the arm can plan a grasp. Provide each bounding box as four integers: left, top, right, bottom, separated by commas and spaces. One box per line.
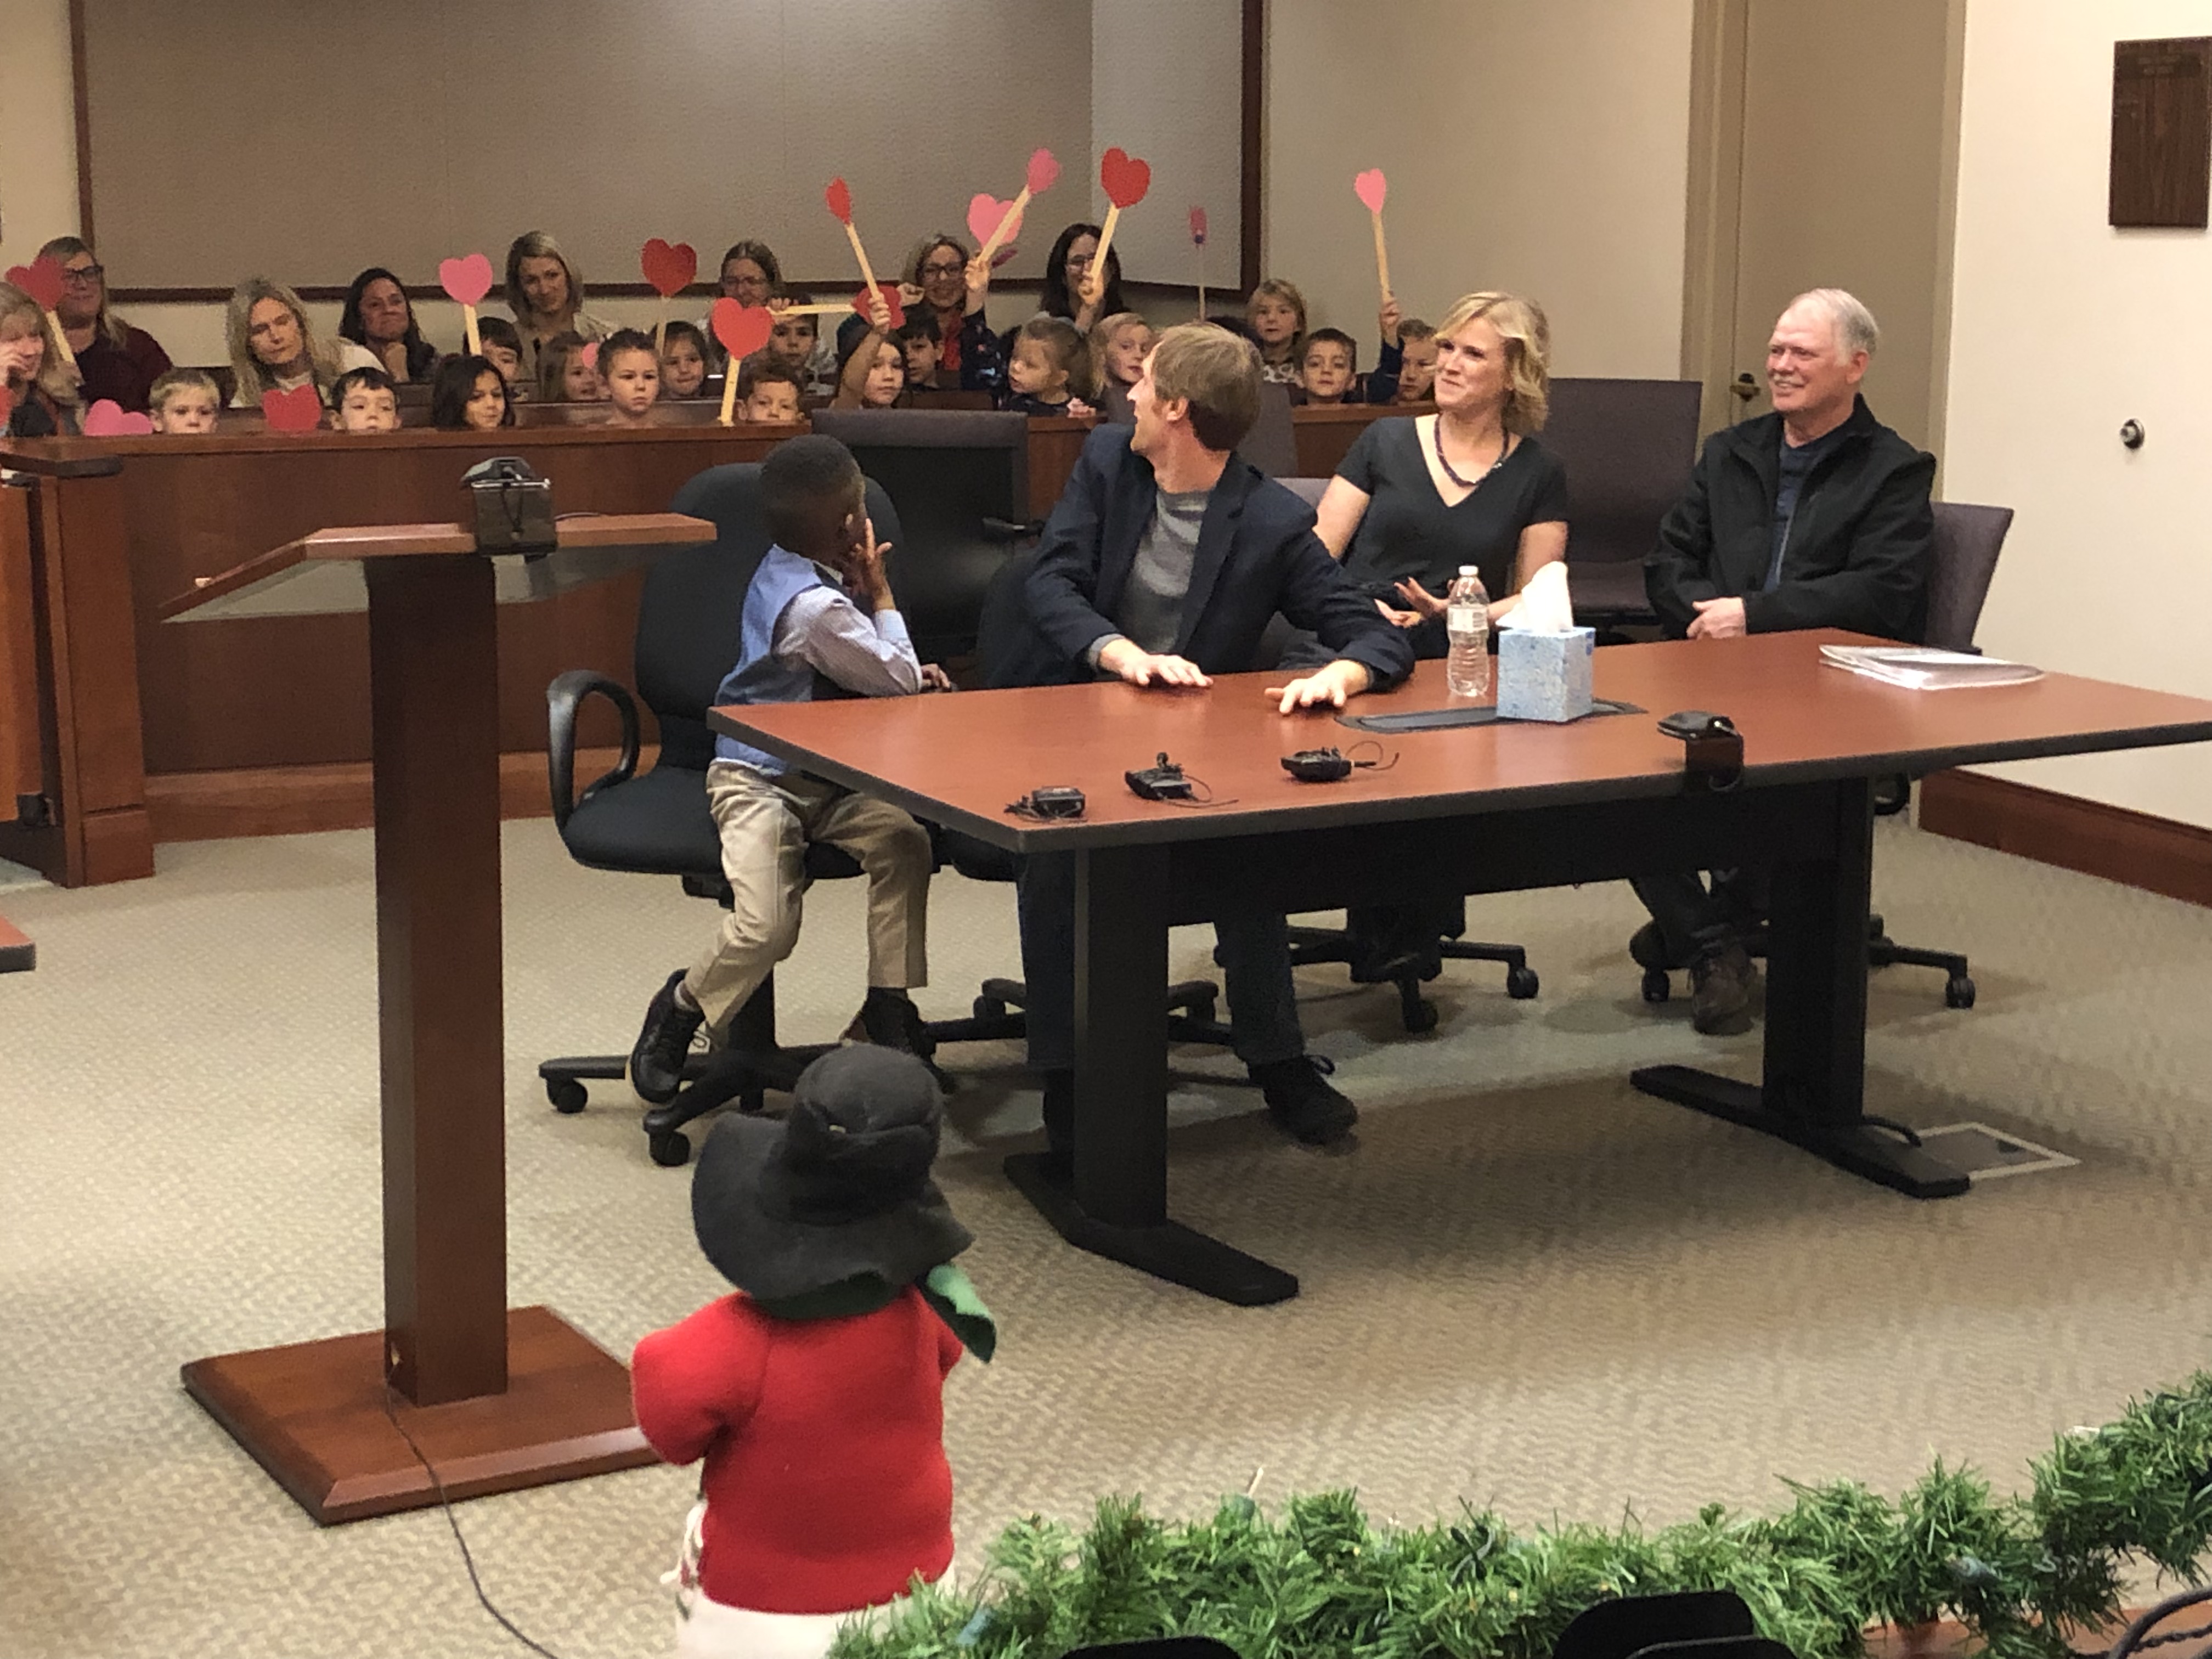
1008, 323, 1414, 1166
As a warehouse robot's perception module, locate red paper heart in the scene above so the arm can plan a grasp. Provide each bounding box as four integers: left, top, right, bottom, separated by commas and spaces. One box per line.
82, 399, 154, 437
1353, 168, 1389, 215
4, 258, 65, 313
825, 177, 854, 224
1189, 206, 1209, 245
968, 193, 1021, 247
853, 285, 906, 330
1099, 147, 1151, 211
1026, 148, 1061, 196
640, 238, 697, 298
438, 252, 495, 307
261, 384, 324, 432
710, 298, 774, 359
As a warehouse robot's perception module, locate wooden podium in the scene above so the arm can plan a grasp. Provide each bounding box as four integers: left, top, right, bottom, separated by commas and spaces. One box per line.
161, 513, 712, 1523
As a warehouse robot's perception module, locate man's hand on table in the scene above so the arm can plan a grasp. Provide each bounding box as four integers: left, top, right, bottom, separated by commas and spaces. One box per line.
1688, 597, 1747, 639
1097, 638, 1212, 689
1263, 659, 1373, 714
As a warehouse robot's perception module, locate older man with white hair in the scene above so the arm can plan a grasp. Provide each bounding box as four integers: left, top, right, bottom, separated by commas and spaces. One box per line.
1633, 287, 1936, 1033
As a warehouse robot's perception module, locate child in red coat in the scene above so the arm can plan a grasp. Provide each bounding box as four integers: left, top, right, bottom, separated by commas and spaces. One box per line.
631, 1047, 992, 1659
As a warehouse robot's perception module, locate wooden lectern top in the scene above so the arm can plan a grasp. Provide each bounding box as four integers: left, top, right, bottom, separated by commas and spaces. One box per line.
157, 511, 713, 623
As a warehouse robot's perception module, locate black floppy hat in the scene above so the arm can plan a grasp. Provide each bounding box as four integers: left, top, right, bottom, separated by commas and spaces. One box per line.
690, 1046, 972, 1303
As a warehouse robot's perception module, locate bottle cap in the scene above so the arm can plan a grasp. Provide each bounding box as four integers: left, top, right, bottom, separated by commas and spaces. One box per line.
1459, 566, 1477, 575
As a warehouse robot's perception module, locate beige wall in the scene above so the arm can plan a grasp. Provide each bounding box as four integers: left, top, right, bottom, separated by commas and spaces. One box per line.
1942, 0, 2212, 830
0, 0, 77, 269
1263, 0, 1695, 377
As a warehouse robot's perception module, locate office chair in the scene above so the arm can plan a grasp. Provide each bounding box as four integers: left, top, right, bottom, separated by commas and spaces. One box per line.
1640, 500, 2014, 1012
538, 464, 974, 1167
1542, 377, 1705, 634
1262, 475, 1541, 1032
1241, 381, 1300, 477
806, 408, 1032, 663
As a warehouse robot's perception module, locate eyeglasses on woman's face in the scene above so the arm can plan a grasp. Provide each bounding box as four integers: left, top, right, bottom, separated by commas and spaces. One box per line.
61, 262, 105, 286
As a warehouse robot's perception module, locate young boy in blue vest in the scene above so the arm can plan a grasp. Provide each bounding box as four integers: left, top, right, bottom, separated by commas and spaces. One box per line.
630, 436, 947, 1101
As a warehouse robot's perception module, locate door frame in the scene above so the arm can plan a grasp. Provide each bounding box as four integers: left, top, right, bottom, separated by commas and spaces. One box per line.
1679, 0, 1970, 452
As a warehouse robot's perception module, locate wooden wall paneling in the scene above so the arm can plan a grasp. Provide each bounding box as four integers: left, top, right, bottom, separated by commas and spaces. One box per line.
1919, 769, 2212, 909
0, 483, 46, 817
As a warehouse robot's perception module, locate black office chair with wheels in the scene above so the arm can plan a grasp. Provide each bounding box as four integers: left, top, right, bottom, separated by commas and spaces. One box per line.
539, 464, 967, 1167
1260, 476, 1542, 1032
1640, 500, 2014, 1012
806, 409, 1032, 663
1543, 377, 1705, 634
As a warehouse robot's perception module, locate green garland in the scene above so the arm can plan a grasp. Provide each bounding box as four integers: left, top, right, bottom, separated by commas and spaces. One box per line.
831, 1370, 2212, 1659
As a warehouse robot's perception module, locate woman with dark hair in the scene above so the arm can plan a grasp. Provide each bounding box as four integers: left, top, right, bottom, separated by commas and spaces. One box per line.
339, 268, 438, 383
1039, 222, 1126, 334
896, 234, 1005, 394
36, 236, 171, 413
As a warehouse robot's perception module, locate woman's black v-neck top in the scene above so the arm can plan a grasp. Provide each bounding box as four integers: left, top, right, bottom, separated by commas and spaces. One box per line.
1334, 415, 1569, 600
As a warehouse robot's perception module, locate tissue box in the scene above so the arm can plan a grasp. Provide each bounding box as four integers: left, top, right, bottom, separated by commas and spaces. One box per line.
1496, 627, 1596, 722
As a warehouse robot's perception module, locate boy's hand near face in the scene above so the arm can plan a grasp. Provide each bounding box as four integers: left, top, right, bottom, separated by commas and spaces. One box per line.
838, 510, 896, 612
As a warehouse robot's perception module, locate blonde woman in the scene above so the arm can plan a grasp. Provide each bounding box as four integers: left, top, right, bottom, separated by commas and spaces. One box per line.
37, 236, 172, 413
225, 279, 377, 408
503, 231, 611, 379
0, 280, 82, 436
1312, 291, 1567, 636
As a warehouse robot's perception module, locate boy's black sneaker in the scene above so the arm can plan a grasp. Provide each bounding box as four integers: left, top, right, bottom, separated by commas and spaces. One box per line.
630, 969, 704, 1104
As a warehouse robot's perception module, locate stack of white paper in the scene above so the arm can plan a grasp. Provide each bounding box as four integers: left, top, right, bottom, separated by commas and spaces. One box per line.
1820, 645, 2043, 690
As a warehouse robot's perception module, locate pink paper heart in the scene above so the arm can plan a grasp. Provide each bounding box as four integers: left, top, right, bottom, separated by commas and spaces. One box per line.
1189, 206, 1209, 245
578, 341, 600, 371
4, 257, 65, 313
1099, 147, 1151, 211
1354, 168, 1389, 215
1026, 148, 1061, 196
968, 193, 1022, 247
640, 238, 697, 298
82, 399, 153, 437
825, 177, 854, 224
438, 252, 495, 307
261, 384, 324, 433
710, 298, 774, 359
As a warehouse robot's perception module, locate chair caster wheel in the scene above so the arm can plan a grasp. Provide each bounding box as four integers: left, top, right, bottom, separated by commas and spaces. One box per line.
740, 1086, 767, 1114
546, 1078, 588, 1114
1506, 966, 1539, 1000
972, 995, 1008, 1019
1401, 997, 1440, 1034
1194, 995, 1219, 1022
1641, 967, 1671, 1004
649, 1131, 692, 1167
1945, 975, 1976, 1010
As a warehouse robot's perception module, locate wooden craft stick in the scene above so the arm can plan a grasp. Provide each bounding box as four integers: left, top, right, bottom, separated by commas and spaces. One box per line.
654, 312, 668, 357
719, 366, 740, 427
462, 304, 482, 357
776, 303, 865, 317
1370, 210, 1392, 304
843, 222, 881, 301
975, 188, 1030, 264
47, 314, 77, 374
1086, 205, 1123, 305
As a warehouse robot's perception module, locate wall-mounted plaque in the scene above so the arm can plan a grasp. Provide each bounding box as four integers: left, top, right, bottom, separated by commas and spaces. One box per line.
2112, 37, 2212, 228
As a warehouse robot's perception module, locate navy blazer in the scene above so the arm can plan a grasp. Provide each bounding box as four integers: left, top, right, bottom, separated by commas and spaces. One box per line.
1004, 425, 1414, 690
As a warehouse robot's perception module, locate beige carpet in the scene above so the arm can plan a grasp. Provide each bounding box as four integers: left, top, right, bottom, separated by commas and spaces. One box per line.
2, 814, 2209, 1658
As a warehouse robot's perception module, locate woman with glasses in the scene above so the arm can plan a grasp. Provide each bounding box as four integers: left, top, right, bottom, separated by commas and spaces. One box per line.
897, 235, 1005, 394
35, 237, 172, 414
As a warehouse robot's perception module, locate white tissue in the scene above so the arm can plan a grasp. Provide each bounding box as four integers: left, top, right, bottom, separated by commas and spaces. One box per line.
1504, 562, 1575, 633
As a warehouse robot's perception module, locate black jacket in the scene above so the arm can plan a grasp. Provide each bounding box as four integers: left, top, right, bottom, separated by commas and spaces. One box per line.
1002, 425, 1414, 691
1645, 396, 1935, 641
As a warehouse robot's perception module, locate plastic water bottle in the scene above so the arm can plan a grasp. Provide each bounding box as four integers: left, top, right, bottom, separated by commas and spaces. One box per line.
1445, 566, 1491, 698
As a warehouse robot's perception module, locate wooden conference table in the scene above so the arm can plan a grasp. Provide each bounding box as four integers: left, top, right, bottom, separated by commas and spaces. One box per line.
718, 631, 2212, 1306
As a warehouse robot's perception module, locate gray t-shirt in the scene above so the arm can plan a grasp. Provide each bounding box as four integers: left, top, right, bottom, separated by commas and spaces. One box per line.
1091, 486, 1211, 663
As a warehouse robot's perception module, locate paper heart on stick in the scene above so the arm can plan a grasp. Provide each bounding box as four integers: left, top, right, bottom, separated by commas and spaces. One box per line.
83, 399, 153, 437
990, 244, 1020, 270
1099, 147, 1151, 210
1025, 148, 1061, 196
640, 239, 697, 298
968, 193, 1022, 249
1354, 168, 1389, 214
825, 177, 854, 224
853, 284, 906, 331
1189, 206, 1209, 245
578, 341, 600, 371
438, 253, 495, 307
4, 258, 66, 313
710, 298, 774, 360
261, 384, 324, 432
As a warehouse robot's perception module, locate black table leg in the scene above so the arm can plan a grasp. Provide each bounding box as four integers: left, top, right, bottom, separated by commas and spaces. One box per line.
1632, 778, 1968, 1199
1003, 842, 1299, 1305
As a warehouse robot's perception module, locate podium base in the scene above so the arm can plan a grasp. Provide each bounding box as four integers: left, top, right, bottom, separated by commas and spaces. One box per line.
182, 1305, 658, 1525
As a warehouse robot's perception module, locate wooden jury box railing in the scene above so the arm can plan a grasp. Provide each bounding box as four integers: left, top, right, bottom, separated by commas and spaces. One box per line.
0, 403, 1401, 879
